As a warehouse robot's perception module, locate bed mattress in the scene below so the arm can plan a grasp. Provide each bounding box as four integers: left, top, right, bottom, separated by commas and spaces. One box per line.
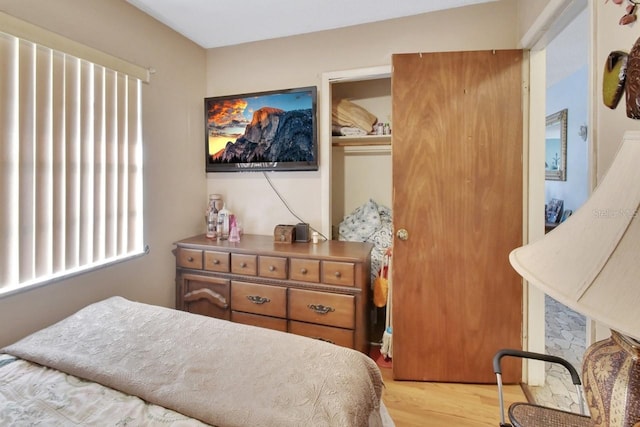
1, 297, 389, 426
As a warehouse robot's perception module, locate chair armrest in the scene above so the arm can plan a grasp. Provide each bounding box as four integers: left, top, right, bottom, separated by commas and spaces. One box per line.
493, 348, 582, 386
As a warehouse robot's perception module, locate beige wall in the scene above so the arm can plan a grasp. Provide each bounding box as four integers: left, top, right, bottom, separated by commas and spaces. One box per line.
0, 0, 206, 347
205, 0, 521, 236
592, 0, 640, 340
517, 0, 552, 42
518, 0, 638, 353
0, 0, 545, 348
595, 2, 640, 181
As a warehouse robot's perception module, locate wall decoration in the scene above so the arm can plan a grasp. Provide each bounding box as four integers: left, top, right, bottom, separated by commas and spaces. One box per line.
602, 1, 640, 119
546, 109, 568, 181
626, 37, 640, 118
601, 36, 640, 119
603, 51, 628, 109
607, 0, 639, 25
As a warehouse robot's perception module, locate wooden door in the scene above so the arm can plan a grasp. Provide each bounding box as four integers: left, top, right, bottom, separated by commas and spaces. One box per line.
391, 51, 523, 383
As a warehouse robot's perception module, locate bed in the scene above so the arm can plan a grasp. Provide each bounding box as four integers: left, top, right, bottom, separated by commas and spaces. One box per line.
0, 296, 392, 426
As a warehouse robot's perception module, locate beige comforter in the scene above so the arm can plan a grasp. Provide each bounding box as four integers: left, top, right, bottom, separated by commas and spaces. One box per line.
2, 296, 384, 427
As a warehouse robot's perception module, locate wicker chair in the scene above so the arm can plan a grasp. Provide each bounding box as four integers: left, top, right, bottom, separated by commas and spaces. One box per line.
493, 349, 592, 427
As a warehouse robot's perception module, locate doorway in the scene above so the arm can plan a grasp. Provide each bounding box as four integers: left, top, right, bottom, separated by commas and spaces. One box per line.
526, 5, 590, 410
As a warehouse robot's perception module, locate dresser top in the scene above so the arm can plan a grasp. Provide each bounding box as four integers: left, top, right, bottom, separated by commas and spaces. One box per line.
175, 234, 373, 262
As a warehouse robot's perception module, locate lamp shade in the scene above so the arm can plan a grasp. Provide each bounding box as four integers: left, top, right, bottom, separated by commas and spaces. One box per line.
510, 130, 640, 342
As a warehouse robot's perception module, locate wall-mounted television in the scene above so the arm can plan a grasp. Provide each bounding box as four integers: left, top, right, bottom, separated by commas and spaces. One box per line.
205, 86, 318, 172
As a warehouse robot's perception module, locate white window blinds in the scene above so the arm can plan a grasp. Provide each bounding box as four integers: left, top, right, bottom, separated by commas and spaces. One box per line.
0, 25, 145, 296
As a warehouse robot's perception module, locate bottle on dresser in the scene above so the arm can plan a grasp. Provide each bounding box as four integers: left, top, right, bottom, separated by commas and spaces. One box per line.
206, 194, 222, 239
206, 208, 217, 239
217, 203, 230, 240
228, 214, 240, 242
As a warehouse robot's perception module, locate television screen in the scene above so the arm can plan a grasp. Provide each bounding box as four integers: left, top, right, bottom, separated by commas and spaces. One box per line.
205, 86, 318, 172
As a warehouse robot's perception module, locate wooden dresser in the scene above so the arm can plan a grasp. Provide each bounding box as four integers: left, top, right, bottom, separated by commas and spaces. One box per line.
174, 234, 373, 353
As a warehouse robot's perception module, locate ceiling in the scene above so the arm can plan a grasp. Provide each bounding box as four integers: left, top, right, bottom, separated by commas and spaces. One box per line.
126, 0, 497, 49
546, 7, 588, 89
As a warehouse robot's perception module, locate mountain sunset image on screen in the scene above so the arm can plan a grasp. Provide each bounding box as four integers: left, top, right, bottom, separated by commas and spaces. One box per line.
207, 92, 312, 157
204, 86, 318, 172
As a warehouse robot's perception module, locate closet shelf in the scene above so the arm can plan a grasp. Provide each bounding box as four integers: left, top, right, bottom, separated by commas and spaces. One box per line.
332, 145, 391, 154
331, 135, 391, 146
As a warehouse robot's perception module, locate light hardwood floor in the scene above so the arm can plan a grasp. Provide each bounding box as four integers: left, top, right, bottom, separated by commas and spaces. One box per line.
380, 366, 527, 426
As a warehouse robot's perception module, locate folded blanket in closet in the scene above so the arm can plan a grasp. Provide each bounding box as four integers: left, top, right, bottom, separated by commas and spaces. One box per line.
332, 98, 377, 133
332, 125, 369, 136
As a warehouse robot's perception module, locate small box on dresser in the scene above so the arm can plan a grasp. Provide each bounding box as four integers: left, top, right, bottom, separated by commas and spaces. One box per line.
174, 234, 373, 354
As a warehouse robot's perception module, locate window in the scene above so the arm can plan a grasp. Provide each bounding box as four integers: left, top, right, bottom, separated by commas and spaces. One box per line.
0, 13, 148, 297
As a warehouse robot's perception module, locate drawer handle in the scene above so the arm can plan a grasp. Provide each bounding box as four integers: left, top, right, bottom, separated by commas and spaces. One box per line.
247, 295, 271, 305
334, 271, 341, 278
183, 289, 228, 309
300, 268, 308, 274
308, 304, 335, 315
240, 262, 247, 268
314, 337, 335, 344
187, 256, 194, 262
213, 259, 220, 265
269, 265, 276, 272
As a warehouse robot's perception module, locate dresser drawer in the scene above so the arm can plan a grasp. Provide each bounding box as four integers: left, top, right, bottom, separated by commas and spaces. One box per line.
181, 274, 230, 320
322, 261, 355, 286
289, 321, 354, 348
232, 311, 287, 333
289, 258, 320, 283
176, 248, 203, 269
204, 250, 230, 273
231, 281, 286, 318
258, 256, 287, 279
288, 288, 354, 329
231, 253, 257, 276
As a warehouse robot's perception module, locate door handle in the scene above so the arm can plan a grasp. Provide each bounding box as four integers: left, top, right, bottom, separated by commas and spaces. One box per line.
397, 228, 409, 241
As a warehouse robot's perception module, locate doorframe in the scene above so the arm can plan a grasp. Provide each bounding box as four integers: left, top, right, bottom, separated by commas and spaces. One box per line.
519, 0, 592, 386
319, 65, 392, 238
